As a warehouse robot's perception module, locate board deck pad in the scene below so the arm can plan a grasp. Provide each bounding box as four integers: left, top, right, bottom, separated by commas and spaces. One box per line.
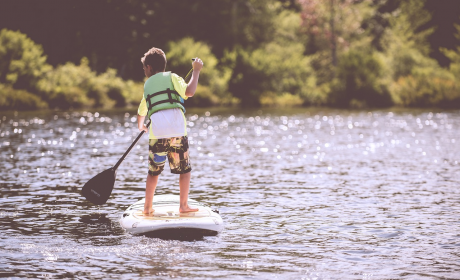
120, 195, 223, 236
132, 207, 212, 220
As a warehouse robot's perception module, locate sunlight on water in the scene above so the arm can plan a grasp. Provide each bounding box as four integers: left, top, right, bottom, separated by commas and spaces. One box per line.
0, 108, 459, 279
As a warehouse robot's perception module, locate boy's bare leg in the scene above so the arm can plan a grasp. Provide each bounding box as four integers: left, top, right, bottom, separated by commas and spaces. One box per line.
144, 173, 159, 214
179, 172, 198, 213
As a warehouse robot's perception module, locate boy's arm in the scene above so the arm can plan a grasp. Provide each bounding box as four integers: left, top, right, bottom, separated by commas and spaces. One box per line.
137, 114, 148, 133
185, 58, 203, 97
137, 98, 149, 133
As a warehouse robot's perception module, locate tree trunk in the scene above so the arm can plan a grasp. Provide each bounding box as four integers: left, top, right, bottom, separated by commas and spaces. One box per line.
330, 0, 337, 69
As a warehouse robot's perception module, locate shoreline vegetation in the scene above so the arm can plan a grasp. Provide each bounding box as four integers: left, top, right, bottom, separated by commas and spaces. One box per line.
1, 0, 460, 111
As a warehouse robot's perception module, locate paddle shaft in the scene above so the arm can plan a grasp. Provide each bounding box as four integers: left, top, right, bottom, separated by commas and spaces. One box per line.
113, 119, 151, 171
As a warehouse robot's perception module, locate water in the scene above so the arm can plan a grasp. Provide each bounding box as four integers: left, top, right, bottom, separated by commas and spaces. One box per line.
1, 107, 459, 279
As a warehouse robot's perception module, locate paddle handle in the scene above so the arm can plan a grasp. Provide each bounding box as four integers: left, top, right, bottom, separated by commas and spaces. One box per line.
113, 119, 151, 171
184, 58, 196, 81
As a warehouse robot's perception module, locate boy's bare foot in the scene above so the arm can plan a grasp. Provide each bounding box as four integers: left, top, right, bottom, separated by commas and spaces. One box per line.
179, 205, 199, 213
143, 209, 154, 215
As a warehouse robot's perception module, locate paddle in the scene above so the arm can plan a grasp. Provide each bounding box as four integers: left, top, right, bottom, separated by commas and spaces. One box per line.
81, 119, 151, 205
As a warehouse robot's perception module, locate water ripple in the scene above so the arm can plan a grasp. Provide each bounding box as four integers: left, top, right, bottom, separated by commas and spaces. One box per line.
0, 108, 459, 279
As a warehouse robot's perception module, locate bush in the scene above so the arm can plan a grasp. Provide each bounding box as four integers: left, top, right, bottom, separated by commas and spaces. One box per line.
0, 29, 51, 92
328, 50, 392, 108
228, 41, 318, 107
0, 84, 47, 110
390, 68, 459, 108
37, 58, 94, 109
260, 92, 304, 107
0, 29, 156, 110
441, 24, 460, 83
166, 38, 231, 106
93, 68, 127, 108
228, 10, 319, 107
384, 23, 460, 108
184, 85, 220, 107
123, 80, 144, 106
38, 58, 143, 109
227, 48, 264, 107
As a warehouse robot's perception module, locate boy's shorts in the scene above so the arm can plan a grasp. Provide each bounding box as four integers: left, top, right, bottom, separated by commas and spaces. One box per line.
148, 136, 192, 176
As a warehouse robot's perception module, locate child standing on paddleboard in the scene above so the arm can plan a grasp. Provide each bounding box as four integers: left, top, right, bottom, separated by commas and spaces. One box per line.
137, 47, 203, 214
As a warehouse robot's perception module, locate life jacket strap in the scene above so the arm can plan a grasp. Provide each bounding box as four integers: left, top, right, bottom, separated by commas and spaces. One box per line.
146, 88, 183, 112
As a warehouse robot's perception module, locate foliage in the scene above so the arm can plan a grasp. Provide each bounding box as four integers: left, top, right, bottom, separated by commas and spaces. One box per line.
37, 58, 93, 109
441, 24, 460, 78
381, 0, 435, 79
0, 28, 51, 91
390, 68, 459, 108
37, 58, 143, 109
260, 92, 304, 107
298, 0, 374, 55
329, 49, 392, 108
297, 0, 381, 107
1, 0, 460, 110
391, 0, 433, 56
380, 0, 459, 107
184, 85, 222, 107
229, 10, 319, 107
166, 38, 232, 106
2, 0, 457, 79
0, 84, 47, 110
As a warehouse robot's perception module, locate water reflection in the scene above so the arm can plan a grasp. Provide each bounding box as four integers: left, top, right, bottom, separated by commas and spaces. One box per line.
0, 108, 459, 279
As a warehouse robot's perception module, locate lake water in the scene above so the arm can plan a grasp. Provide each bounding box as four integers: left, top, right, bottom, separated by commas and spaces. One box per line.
1, 107, 459, 279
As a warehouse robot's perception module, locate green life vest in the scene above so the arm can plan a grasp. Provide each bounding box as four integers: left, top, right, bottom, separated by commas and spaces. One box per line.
144, 72, 185, 118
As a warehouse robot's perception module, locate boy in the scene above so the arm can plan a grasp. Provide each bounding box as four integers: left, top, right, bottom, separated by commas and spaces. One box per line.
137, 47, 203, 214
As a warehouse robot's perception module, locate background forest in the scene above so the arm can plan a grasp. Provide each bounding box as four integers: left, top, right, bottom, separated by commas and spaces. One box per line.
0, 0, 459, 110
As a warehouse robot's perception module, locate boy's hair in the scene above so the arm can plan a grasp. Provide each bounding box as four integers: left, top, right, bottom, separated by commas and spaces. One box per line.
141, 47, 167, 73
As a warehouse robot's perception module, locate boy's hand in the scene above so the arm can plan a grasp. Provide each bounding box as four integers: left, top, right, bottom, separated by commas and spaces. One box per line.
139, 124, 149, 133
185, 58, 203, 97
137, 114, 148, 133
192, 57, 203, 72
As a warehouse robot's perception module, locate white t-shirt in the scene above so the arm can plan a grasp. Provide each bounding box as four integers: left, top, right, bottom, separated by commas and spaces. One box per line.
148, 108, 187, 139
137, 72, 188, 139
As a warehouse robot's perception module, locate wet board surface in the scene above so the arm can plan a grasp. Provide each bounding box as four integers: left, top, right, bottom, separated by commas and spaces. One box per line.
119, 195, 224, 235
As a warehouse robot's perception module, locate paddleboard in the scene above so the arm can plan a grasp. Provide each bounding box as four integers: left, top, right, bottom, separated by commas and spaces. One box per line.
119, 195, 223, 235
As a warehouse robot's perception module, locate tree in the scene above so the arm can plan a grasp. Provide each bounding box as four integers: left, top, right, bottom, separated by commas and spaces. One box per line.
382, 1, 459, 108
166, 38, 232, 106
229, 10, 318, 107
441, 24, 460, 78
424, 0, 460, 67
381, 0, 436, 81
0, 29, 51, 92
298, 0, 375, 83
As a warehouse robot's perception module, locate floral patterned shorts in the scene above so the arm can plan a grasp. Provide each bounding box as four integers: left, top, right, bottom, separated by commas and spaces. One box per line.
148, 136, 191, 176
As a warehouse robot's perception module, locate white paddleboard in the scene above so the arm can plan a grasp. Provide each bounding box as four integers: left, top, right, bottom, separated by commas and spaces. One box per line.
119, 195, 224, 235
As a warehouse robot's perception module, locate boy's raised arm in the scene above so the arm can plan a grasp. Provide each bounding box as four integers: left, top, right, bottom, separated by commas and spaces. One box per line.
185, 58, 203, 97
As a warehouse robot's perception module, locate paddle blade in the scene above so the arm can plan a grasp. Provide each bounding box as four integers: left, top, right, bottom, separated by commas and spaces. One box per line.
81, 168, 116, 205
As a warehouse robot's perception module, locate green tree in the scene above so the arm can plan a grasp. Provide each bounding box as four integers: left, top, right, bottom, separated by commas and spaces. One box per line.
441, 24, 460, 79
37, 58, 93, 109
298, 1, 374, 59
0, 28, 51, 91
229, 10, 318, 107
38, 58, 143, 109
381, 0, 435, 80
382, 0, 459, 107
330, 50, 392, 108
0, 84, 47, 110
166, 38, 232, 106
